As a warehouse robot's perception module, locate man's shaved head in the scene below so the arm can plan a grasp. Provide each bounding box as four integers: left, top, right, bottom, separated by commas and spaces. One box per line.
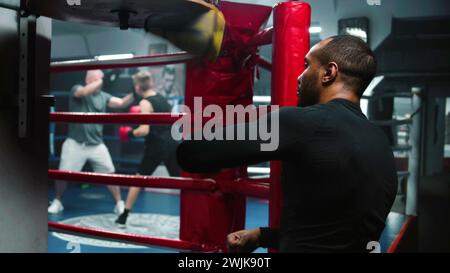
297, 35, 377, 107
85, 70, 104, 85
314, 35, 376, 96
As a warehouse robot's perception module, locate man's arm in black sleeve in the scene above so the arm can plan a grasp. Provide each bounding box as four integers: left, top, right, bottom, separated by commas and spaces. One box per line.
259, 227, 280, 249
176, 109, 288, 173
176, 107, 319, 173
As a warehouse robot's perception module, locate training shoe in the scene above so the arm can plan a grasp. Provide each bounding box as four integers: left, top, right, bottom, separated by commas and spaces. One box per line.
113, 200, 125, 215
48, 199, 64, 214
115, 209, 129, 227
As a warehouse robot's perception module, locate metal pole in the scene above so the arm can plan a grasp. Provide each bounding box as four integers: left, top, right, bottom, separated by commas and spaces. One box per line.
406, 87, 422, 216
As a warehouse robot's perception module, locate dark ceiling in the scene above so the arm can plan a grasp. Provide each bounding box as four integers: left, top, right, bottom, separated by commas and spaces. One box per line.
375, 16, 450, 74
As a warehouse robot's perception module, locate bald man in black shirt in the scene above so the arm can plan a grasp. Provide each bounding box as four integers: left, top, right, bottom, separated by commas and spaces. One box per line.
176, 35, 398, 252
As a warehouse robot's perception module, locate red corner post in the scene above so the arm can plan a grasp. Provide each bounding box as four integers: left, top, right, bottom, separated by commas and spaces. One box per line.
180, 1, 273, 252
270, 1, 311, 241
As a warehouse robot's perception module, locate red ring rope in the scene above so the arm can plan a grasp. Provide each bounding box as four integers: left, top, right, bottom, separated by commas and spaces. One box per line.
50, 52, 193, 73
50, 112, 185, 125
49, 222, 217, 252
48, 170, 217, 191
387, 216, 416, 253
49, 170, 271, 197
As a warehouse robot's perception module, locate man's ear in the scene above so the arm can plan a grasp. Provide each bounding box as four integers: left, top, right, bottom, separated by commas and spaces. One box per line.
322, 62, 339, 84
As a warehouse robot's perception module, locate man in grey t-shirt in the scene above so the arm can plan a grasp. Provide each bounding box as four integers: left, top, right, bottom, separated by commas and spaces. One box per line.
48, 70, 135, 214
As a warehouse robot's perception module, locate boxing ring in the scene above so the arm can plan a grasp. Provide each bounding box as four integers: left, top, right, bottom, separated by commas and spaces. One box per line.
45, 1, 311, 252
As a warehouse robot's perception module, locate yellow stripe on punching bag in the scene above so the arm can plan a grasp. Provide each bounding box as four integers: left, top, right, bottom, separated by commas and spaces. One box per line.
148, 1, 225, 61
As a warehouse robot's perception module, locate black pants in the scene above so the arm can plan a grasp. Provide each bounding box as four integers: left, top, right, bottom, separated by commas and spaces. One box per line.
138, 137, 180, 176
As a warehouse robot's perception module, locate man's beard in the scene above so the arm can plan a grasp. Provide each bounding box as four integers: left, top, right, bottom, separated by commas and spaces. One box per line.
297, 74, 319, 107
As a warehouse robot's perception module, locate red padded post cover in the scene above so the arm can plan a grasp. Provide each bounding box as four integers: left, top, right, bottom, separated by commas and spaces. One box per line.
180, 1, 272, 251
270, 1, 311, 234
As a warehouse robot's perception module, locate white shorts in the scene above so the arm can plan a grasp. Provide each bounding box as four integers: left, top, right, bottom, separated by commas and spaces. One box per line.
59, 138, 115, 173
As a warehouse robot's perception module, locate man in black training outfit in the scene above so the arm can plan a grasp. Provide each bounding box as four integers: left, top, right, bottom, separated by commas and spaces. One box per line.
176, 35, 398, 253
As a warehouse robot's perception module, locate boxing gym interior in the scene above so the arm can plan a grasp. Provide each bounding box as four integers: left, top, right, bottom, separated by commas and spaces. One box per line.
1, 0, 450, 256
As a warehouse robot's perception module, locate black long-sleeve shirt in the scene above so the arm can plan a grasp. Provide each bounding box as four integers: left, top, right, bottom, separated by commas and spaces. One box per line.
177, 99, 398, 252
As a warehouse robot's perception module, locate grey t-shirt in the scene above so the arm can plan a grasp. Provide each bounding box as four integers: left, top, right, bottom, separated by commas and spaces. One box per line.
67, 84, 112, 145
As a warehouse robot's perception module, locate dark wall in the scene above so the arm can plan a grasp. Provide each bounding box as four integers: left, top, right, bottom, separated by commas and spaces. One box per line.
0, 7, 50, 252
